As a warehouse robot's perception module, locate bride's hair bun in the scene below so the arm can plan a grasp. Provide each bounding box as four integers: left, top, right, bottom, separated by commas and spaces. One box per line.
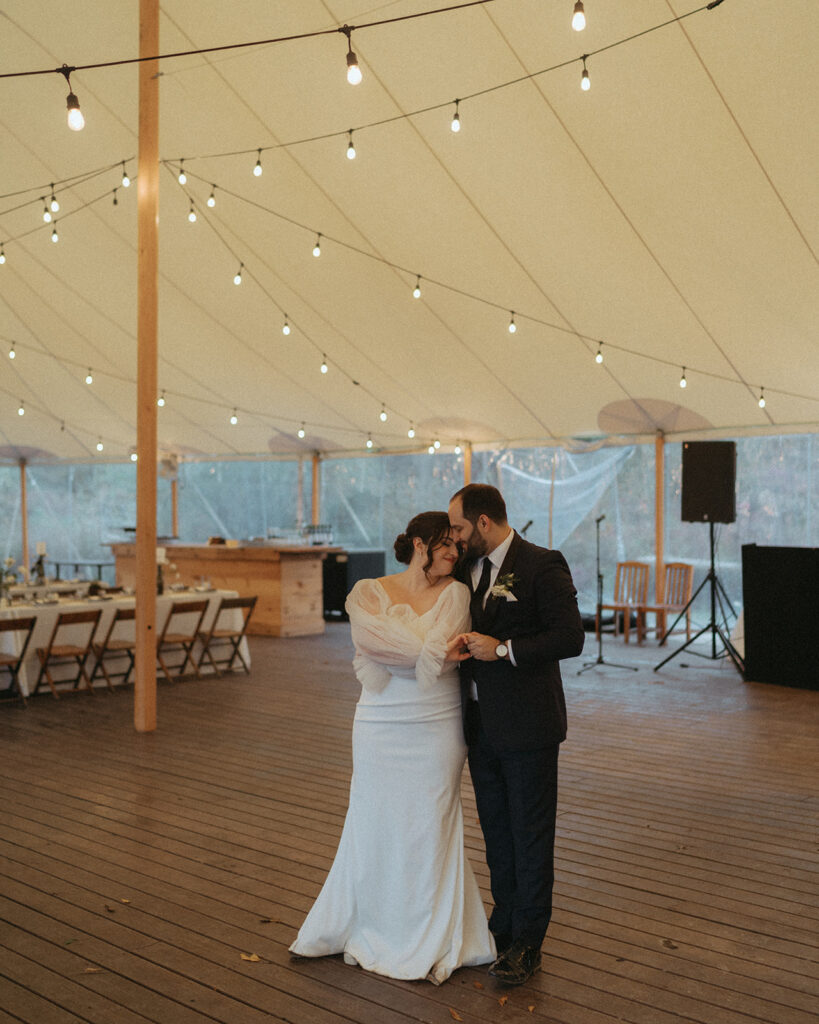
394, 532, 413, 564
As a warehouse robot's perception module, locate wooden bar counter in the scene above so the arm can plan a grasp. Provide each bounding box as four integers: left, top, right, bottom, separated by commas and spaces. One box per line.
109, 543, 339, 637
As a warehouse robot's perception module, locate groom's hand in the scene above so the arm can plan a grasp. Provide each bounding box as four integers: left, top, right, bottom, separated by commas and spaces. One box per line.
464, 632, 501, 661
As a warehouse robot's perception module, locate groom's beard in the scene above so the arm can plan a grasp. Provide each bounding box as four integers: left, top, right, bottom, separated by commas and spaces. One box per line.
463, 534, 488, 561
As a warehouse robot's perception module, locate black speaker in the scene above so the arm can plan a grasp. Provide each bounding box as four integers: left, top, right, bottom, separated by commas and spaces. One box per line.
681, 441, 736, 523
742, 544, 818, 690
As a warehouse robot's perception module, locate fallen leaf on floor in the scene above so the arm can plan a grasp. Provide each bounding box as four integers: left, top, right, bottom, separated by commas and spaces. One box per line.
528, 1006, 535, 1013
448, 1009, 463, 1021
120, 898, 131, 904
240, 952, 261, 962
473, 980, 484, 989
662, 938, 679, 950
259, 917, 280, 924
103, 905, 116, 913
83, 967, 103, 974
498, 994, 508, 1006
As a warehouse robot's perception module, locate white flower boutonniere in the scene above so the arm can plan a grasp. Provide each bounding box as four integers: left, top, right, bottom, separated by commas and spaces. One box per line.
490, 572, 519, 602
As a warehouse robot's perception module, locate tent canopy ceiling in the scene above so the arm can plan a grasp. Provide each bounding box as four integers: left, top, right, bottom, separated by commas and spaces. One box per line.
1, 0, 817, 464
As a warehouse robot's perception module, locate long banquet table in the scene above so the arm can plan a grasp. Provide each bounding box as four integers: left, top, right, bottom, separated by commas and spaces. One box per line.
0, 589, 249, 697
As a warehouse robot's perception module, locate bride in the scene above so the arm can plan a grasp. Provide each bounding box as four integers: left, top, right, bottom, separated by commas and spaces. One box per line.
289, 511, 496, 984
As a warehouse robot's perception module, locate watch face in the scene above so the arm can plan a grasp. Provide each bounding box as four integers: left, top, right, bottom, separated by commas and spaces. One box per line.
495, 643, 508, 658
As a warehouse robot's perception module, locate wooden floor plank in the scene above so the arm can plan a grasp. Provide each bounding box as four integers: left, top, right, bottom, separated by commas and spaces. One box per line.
1, 627, 817, 1024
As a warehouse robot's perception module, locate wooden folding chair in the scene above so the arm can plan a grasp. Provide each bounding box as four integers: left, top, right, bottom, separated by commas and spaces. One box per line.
597, 561, 650, 643
90, 606, 136, 689
197, 595, 256, 677
33, 608, 102, 698
0, 616, 37, 706
639, 563, 694, 644
156, 599, 209, 682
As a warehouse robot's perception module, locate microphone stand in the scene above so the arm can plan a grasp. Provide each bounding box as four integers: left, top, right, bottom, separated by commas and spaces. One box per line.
578, 514, 637, 674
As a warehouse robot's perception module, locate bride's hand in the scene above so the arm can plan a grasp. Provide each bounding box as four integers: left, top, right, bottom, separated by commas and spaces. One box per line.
445, 633, 471, 663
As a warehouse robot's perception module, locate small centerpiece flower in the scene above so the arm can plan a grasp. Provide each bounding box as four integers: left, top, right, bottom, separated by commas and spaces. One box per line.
490, 572, 519, 602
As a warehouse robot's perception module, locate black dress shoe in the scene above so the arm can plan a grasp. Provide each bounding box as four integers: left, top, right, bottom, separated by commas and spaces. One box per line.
492, 932, 512, 958
488, 939, 542, 986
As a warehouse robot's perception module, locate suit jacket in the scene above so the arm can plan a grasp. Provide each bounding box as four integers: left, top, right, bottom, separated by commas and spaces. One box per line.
459, 532, 585, 752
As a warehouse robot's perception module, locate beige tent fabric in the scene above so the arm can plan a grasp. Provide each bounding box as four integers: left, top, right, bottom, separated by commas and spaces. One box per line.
0, 0, 817, 464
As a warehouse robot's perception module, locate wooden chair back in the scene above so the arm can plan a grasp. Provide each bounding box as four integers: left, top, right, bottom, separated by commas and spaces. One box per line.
90, 606, 137, 689
157, 599, 209, 682
613, 561, 650, 606
197, 595, 257, 676
662, 562, 694, 608
0, 616, 37, 705
34, 608, 102, 698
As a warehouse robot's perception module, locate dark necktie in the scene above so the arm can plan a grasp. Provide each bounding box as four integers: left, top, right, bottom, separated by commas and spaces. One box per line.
470, 558, 492, 623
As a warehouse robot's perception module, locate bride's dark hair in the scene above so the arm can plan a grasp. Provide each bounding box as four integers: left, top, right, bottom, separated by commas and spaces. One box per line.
394, 511, 454, 576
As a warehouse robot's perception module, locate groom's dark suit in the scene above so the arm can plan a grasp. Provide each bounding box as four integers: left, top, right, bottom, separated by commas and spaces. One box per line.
460, 531, 584, 948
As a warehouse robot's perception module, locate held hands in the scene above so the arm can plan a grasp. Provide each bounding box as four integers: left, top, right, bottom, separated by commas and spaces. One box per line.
445, 634, 473, 663
458, 631, 503, 661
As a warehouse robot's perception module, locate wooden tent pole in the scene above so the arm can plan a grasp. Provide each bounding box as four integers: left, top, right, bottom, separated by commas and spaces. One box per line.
655, 431, 665, 602
311, 453, 320, 524
134, 0, 159, 734
463, 444, 472, 485
19, 459, 29, 573
171, 476, 179, 537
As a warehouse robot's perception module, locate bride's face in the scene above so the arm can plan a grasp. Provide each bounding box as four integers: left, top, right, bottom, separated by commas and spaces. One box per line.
426, 534, 459, 579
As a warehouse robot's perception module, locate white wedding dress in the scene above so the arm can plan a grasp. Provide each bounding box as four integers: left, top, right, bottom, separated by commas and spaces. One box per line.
289, 578, 495, 984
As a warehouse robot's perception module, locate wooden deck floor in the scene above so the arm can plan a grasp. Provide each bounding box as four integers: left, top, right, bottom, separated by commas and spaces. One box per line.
1, 626, 817, 1024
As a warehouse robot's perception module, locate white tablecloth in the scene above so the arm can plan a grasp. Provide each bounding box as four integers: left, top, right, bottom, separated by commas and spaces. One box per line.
0, 589, 249, 696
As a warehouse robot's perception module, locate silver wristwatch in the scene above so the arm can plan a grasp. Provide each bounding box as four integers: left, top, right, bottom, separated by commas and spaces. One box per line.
495, 642, 508, 659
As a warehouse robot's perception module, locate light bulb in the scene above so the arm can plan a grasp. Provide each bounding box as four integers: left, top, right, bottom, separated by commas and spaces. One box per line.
413, 275, 421, 299
428, 444, 435, 455
366, 435, 373, 449
454, 443, 462, 455
207, 188, 216, 208
282, 316, 291, 336
408, 425, 415, 439
43, 201, 52, 224
96, 440, 104, 452
157, 391, 166, 407
112, 189, 118, 207
433, 439, 441, 449
234, 263, 243, 285
595, 345, 603, 364
758, 388, 766, 409
0, 245, 5, 264
346, 44, 362, 85
380, 406, 387, 422
320, 357, 328, 374
572, 1, 586, 31
253, 149, 262, 177
50, 190, 60, 212
85, 369, 93, 384
188, 203, 197, 223
313, 234, 322, 257
581, 59, 590, 91
347, 131, 356, 160
18, 402, 24, 416
66, 92, 84, 131
298, 423, 305, 439
451, 100, 461, 133
121, 163, 130, 188
230, 409, 238, 425
51, 223, 59, 243
8, 344, 15, 359
679, 368, 687, 389
178, 161, 187, 185
130, 452, 138, 462
508, 313, 517, 334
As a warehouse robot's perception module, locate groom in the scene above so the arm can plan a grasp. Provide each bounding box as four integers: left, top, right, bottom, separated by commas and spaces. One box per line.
449, 483, 584, 986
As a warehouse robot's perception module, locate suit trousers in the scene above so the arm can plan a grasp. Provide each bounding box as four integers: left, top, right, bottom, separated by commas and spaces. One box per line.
466, 700, 559, 948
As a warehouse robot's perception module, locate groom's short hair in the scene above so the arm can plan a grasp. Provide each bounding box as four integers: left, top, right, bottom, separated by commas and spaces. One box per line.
452, 483, 508, 526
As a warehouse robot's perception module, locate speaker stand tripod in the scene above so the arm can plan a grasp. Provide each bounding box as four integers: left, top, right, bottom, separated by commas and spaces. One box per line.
578, 515, 637, 675
655, 521, 744, 674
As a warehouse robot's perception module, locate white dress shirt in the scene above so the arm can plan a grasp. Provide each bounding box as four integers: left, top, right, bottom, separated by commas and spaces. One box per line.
470, 529, 516, 698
